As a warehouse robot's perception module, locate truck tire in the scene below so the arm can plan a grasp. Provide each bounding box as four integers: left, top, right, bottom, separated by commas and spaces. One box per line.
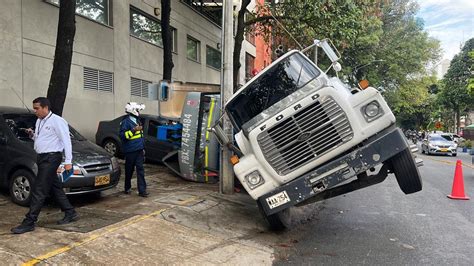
9, 169, 34, 206
389, 148, 422, 194
257, 201, 291, 231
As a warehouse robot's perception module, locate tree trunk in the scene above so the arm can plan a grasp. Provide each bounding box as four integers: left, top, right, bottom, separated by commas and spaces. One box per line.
456, 108, 460, 134
233, 0, 251, 92
46, 0, 76, 116
161, 0, 174, 81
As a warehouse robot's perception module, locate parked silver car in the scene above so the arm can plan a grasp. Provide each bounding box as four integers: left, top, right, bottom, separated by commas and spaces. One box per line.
421, 134, 457, 156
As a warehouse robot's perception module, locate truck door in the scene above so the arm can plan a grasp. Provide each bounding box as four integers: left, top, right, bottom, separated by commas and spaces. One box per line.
177, 92, 220, 183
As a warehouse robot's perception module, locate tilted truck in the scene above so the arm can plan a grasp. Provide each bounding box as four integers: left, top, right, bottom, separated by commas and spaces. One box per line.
211, 39, 423, 230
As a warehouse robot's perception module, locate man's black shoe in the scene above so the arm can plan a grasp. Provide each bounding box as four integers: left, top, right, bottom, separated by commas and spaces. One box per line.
57, 212, 79, 225
11, 223, 35, 234
138, 192, 149, 197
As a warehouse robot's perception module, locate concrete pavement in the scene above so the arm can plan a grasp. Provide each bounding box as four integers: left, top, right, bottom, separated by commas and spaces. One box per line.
0, 163, 300, 265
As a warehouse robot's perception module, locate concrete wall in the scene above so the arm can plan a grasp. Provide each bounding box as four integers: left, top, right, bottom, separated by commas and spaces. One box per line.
0, 0, 242, 140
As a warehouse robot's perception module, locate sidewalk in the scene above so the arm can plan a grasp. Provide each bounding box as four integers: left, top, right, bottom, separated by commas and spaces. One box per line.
0, 163, 310, 265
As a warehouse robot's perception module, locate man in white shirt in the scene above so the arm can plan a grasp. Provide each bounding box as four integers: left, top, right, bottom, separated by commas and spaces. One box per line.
11, 97, 78, 234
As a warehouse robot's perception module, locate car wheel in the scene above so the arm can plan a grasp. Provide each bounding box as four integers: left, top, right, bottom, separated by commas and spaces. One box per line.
257, 200, 291, 231
421, 147, 425, 154
103, 139, 120, 157
452, 153, 457, 157
389, 148, 422, 194
9, 169, 34, 206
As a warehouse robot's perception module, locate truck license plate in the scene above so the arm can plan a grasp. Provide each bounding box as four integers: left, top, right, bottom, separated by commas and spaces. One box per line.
95, 174, 110, 186
266, 191, 290, 209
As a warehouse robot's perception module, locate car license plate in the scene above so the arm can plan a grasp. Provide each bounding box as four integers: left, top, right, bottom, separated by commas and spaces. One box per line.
266, 191, 290, 209
440, 148, 448, 152
95, 174, 110, 186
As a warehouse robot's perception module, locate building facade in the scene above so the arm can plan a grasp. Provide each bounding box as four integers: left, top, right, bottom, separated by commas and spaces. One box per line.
0, 0, 256, 139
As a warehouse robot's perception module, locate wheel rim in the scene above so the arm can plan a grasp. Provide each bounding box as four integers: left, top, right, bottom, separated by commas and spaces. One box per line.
104, 141, 117, 155
12, 175, 31, 202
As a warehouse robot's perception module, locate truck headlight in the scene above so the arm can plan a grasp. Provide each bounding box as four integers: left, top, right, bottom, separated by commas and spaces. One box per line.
245, 171, 265, 190
361, 101, 384, 122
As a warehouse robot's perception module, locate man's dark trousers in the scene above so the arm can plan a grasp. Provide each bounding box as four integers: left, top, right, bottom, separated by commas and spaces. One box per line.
124, 150, 146, 194
25, 152, 74, 223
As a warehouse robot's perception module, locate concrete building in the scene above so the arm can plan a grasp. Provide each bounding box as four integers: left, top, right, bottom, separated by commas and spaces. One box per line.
0, 0, 256, 139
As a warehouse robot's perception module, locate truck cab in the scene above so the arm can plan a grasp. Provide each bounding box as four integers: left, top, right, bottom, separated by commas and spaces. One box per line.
221, 39, 422, 230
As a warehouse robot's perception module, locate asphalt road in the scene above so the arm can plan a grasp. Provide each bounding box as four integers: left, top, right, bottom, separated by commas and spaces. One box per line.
274, 149, 473, 265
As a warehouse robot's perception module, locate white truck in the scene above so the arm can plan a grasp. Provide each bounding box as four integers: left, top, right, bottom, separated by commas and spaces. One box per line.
213, 39, 423, 230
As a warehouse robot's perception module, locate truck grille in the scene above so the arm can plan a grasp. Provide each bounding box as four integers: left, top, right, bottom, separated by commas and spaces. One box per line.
83, 163, 111, 175
257, 97, 353, 175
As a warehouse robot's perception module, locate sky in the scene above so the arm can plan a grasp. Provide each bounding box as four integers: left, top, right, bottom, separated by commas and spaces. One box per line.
416, 0, 474, 61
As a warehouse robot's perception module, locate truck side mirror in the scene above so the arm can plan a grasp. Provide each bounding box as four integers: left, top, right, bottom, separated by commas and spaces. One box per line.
209, 123, 230, 146
319, 39, 340, 63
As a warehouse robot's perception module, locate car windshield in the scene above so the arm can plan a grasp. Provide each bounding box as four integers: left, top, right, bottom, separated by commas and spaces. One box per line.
225, 52, 320, 130
440, 135, 453, 141
4, 114, 86, 141
430, 136, 450, 142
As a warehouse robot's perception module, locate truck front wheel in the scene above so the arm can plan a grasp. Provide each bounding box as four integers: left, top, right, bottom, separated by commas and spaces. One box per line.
257, 201, 291, 231
389, 148, 422, 194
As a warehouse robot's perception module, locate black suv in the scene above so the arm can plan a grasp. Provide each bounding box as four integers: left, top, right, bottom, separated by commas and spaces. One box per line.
95, 114, 177, 162
0, 107, 121, 206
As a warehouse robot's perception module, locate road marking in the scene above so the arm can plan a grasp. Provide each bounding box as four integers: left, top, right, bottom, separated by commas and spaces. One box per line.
22, 195, 201, 265
423, 156, 474, 169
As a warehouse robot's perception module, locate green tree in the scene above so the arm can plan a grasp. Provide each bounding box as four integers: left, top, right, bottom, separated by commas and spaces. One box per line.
438, 38, 474, 132
386, 76, 438, 129
361, 0, 441, 90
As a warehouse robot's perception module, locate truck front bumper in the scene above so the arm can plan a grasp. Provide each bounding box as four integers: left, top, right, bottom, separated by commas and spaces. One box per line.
258, 126, 413, 216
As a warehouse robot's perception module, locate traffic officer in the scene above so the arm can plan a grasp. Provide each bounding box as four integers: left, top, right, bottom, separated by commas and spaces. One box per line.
120, 102, 148, 197
11, 97, 78, 234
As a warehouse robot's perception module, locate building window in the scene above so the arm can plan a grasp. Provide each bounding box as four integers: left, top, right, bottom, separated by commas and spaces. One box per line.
206, 46, 221, 70
245, 53, 255, 81
245, 12, 255, 45
131, 77, 152, 98
130, 6, 177, 51
182, 0, 222, 26
45, 0, 111, 26
84, 67, 113, 93
187, 36, 200, 62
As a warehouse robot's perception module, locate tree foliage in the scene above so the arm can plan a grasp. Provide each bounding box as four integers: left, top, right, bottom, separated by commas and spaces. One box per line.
385, 76, 437, 129
438, 38, 474, 131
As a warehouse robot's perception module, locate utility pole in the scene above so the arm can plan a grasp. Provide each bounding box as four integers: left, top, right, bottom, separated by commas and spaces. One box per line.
220, 0, 234, 194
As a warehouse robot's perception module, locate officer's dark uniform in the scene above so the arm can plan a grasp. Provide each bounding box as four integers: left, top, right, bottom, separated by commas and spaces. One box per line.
120, 115, 147, 196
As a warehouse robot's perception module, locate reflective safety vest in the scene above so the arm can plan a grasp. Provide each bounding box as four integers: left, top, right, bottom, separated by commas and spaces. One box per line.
119, 115, 145, 153
124, 129, 143, 140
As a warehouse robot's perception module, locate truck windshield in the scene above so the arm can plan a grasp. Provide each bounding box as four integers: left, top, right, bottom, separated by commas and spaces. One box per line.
226, 52, 320, 130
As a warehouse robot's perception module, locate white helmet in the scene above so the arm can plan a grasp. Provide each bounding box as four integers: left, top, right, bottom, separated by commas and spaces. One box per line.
125, 102, 145, 116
